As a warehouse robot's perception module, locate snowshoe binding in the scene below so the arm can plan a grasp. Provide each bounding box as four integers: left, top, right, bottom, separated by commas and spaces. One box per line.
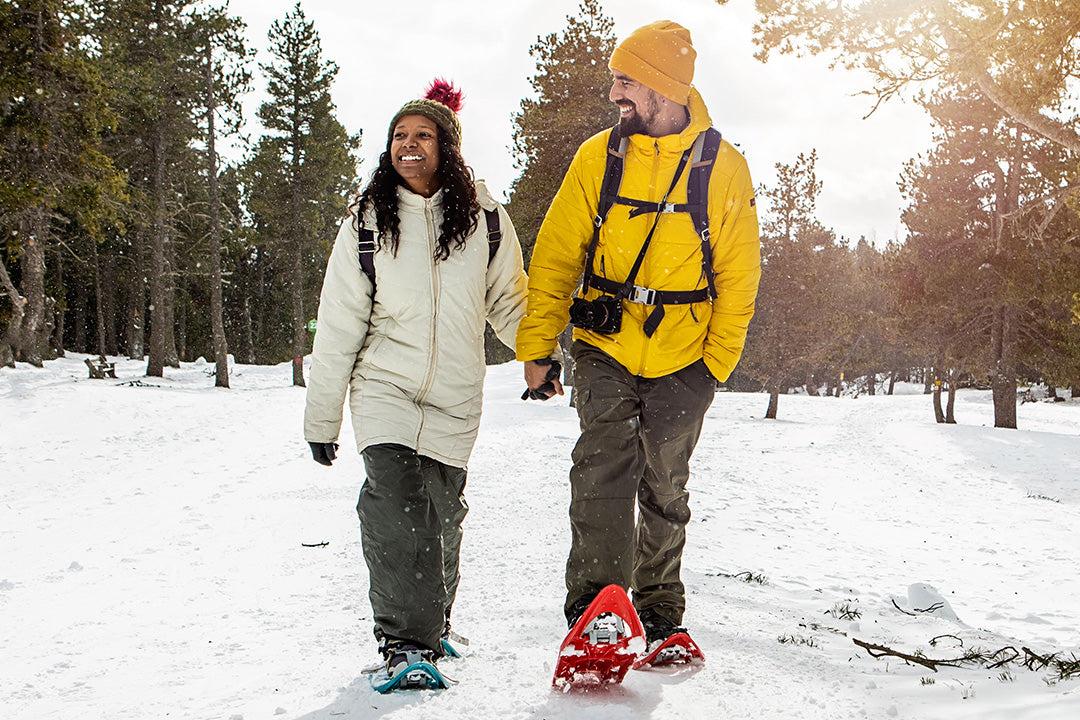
368, 642, 454, 693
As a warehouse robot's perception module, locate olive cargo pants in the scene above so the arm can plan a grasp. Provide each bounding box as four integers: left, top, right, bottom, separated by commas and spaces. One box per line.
357, 443, 468, 653
565, 342, 715, 625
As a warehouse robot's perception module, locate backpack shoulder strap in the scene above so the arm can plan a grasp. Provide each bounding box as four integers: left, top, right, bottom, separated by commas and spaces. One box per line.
596, 125, 628, 226
583, 127, 627, 288
484, 207, 501, 265
688, 127, 722, 299
358, 227, 376, 289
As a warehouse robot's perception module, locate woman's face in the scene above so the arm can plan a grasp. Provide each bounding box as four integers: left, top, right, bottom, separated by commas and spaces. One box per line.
390, 114, 441, 197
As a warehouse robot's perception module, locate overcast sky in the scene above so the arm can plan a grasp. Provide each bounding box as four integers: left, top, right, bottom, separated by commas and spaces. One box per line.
225, 0, 936, 245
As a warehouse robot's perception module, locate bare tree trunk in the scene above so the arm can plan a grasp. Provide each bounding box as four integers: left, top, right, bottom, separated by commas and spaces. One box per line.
766, 383, 780, 419
240, 295, 255, 364
205, 45, 229, 388
147, 127, 168, 377
986, 129, 1021, 430
163, 248, 180, 368
92, 238, 107, 356
21, 211, 47, 367
932, 375, 945, 423
290, 237, 306, 387
887, 370, 897, 395
0, 254, 26, 367
72, 247, 88, 353
944, 369, 957, 424
51, 245, 65, 357
289, 128, 306, 387
990, 305, 1018, 429
128, 230, 146, 359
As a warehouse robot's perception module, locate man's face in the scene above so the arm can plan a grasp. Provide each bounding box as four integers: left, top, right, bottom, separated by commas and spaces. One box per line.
609, 71, 662, 137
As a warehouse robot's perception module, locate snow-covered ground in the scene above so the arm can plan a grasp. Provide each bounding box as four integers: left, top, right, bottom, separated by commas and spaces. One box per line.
2, 354, 1078, 719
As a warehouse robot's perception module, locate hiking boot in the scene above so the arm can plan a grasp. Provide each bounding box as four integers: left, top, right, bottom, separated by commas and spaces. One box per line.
566, 594, 595, 629
638, 607, 688, 648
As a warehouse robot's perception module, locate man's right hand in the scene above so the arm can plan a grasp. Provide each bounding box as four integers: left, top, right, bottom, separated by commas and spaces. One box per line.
309, 441, 339, 466
523, 359, 565, 401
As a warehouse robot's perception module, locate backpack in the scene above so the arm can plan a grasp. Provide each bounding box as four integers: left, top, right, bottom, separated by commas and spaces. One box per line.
357, 208, 502, 289
582, 125, 722, 337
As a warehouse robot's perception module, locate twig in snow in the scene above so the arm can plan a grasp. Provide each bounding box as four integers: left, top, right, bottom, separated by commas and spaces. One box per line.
301, 541, 329, 548
852, 638, 968, 672
1022, 646, 1055, 671
929, 634, 964, 647
891, 598, 916, 616
986, 646, 1020, 669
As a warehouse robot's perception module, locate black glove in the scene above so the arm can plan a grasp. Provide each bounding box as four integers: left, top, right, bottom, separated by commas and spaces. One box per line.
309, 441, 339, 466
522, 359, 562, 401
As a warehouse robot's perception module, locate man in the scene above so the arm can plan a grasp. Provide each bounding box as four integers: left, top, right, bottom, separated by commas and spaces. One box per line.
516, 20, 760, 653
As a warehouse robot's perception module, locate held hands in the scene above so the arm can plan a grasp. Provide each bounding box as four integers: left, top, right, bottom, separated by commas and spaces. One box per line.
522, 359, 564, 401
309, 441, 339, 466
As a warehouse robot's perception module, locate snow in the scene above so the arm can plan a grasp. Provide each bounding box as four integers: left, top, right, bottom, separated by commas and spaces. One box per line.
2, 354, 1078, 719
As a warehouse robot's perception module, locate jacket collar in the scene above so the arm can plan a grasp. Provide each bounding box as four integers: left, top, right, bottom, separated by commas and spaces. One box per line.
396, 184, 444, 209
626, 87, 712, 154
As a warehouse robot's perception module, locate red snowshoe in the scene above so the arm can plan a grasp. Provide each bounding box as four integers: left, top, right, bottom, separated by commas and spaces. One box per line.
552, 585, 646, 690
631, 631, 705, 669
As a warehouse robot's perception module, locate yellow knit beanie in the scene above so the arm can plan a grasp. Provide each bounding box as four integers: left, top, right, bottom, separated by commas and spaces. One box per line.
608, 21, 696, 104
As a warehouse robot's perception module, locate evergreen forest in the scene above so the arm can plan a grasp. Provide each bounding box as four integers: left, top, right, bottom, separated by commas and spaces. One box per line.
3, 0, 1079, 427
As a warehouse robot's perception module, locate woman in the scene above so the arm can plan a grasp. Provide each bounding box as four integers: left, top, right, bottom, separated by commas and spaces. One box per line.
303, 80, 527, 688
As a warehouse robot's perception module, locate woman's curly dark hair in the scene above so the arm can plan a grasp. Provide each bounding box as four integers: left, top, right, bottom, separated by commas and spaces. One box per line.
350, 128, 478, 261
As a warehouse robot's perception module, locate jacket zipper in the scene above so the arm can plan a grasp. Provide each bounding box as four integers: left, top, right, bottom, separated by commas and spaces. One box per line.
415, 200, 440, 436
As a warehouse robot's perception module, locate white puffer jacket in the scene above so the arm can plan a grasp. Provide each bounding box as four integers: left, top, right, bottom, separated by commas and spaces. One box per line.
304, 181, 528, 467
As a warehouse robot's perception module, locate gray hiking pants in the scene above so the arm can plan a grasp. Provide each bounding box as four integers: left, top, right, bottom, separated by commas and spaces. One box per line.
565, 342, 715, 625
357, 443, 468, 653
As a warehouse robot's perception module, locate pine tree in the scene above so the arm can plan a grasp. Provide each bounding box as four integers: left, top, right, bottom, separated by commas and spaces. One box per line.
88, 0, 205, 376
245, 2, 358, 384
507, 0, 617, 261
897, 88, 1080, 427
498, 0, 615, 366
741, 151, 851, 417
190, 5, 252, 388
0, 0, 123, 367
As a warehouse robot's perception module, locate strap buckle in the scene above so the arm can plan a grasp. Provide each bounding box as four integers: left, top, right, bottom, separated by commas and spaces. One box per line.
629, 285, 657, 305
660, 202, 677, 214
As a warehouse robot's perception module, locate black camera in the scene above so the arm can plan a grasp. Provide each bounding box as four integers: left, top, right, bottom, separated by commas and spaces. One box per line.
569, 295, 622, 334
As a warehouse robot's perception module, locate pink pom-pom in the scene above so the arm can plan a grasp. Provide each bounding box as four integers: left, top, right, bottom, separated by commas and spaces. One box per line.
425, 78, 463, 114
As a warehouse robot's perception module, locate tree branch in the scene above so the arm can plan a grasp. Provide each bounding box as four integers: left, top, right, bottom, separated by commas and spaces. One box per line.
972, 71, 1080, 154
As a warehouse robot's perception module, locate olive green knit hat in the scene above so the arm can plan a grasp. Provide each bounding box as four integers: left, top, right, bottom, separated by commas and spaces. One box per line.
387, 79, 464, 147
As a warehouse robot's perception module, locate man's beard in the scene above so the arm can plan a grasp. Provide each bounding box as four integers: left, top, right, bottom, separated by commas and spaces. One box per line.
617, 94, 660, 137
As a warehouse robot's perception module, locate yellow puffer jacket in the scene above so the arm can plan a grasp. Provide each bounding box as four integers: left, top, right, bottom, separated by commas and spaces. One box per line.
515, 88, 760, 381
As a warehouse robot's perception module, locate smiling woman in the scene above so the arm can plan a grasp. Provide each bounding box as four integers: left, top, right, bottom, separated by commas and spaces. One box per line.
302, 79, 529, 691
